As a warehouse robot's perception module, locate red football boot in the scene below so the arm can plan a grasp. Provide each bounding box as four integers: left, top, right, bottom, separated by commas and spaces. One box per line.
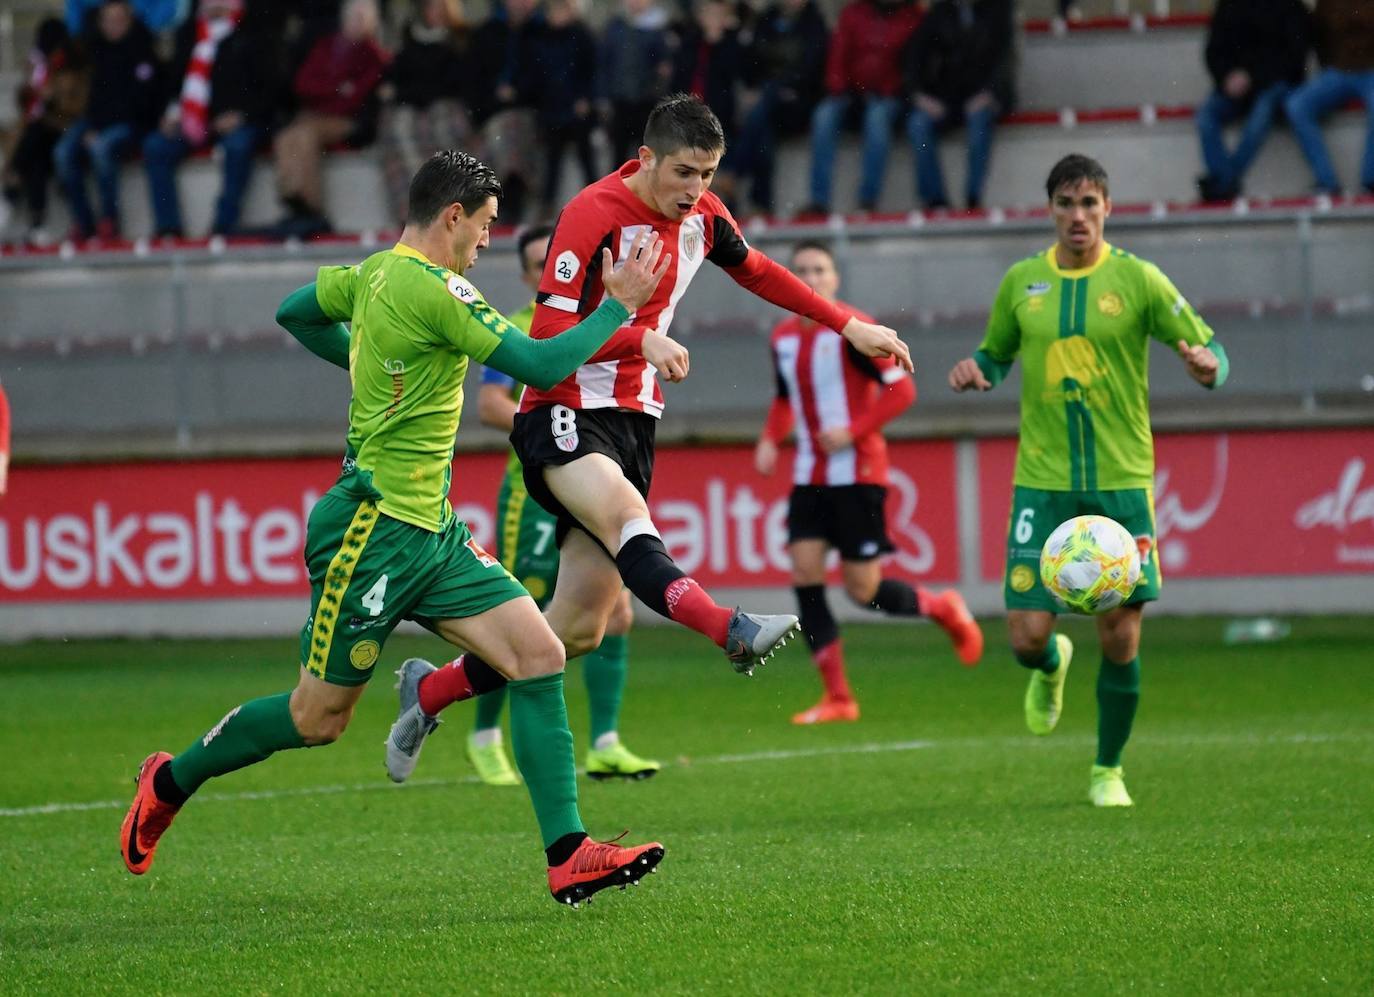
120, 752, 183, 875
547, 833, 664, 908
928, 589, 984, 667
791, 696, 861, 725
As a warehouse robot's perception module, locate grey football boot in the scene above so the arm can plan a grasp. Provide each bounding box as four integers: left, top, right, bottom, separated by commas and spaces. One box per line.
725, 609, 800, 676
385, 657, 440, 783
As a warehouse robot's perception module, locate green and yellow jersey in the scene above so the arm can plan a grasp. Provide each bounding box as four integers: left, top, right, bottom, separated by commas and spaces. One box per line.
314, 243, 528, 533
976, 243, 1226, 491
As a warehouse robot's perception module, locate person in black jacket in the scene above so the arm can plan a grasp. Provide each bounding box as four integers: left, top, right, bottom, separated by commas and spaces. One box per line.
377, 0, 479, 225
902, 0, 1014, 211
514, 0, 599, 219
54, 0, 161, 240
1196, 0, 1310, 202
141, 0, 279, 237
721, 0, 827, 215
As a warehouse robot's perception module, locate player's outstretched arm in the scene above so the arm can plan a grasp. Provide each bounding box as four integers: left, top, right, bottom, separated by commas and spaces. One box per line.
838, 317, 914, 373
276, 283, 351, 370
485, 231, 671, 390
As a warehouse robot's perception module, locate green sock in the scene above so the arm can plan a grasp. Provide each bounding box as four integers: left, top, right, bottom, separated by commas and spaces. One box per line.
1096, 656, 1141, 767
508, 673, 584, 849
473, 685, 508, 733
1015, 637, 1061, 675
583, 633, 629, 743
168, 692, 307, 795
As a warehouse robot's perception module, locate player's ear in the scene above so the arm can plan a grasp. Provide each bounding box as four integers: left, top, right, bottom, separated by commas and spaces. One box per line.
637, 145, 655, 171
1102, 195, 1113, 219
447, 202, 464, 228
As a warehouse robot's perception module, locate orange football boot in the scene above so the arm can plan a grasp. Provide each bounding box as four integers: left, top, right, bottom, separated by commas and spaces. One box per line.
791, 696, 861, 725
929, 589, 984, 667
547, 833, 664, 908
120, 751, 183, 875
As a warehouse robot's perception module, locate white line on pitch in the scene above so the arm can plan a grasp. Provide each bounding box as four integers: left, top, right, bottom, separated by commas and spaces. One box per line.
0, 730, 1367, 819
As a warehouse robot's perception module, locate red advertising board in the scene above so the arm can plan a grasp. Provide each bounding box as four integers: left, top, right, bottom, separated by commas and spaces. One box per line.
0, 439, 959, 602
978, 428, 1374, 580
3, 429, 1370, 603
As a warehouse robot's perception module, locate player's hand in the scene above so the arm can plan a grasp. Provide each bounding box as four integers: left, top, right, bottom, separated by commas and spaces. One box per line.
643, 331, 690, 382
1177, 340, 1219, 386
754, 438, 778, 475
948, 357, 991, 392
841, 317, 914, 373
601, 229, 672, 314
817, 427, 853, 454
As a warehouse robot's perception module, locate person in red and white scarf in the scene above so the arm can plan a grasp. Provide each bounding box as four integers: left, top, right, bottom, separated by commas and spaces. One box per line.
141, 0, 279, 237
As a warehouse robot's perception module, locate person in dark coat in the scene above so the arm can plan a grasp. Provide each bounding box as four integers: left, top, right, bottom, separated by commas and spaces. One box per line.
902, 0, 1014, 211
54, 0, 161, 240
1196, 0, 1311, 202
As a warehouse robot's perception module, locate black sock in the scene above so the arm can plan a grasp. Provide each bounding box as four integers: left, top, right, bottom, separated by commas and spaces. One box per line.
794, 585, 839, 653
546, 830, 589, 866
153, 759, 191, 806
614, 533, 687, 619
869, 578, 920, 616
463, 652, 508, 695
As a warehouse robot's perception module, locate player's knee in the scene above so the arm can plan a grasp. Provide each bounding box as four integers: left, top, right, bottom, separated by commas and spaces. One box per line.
1008, 630, 1051, 661
291, 702, 353, 746
605, 598, 634, 637
514, 630, 568, 678
561, 621, 605, 660
842, 576, 879, 606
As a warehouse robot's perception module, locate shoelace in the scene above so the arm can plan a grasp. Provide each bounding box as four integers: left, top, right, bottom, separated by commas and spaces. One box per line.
571, 831, 633, 874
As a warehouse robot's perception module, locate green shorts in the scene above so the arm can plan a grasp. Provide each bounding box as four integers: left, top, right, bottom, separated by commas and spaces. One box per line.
494, 468, 561, 609
299, 493, 527, 686
1003, 486, 1161, 612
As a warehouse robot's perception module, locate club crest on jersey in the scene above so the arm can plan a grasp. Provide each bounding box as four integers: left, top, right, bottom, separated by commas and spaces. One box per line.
555, 432, 579, 452
682, 230, 700, 261
1098, 292, 1124, 317
446, 275, 476, 303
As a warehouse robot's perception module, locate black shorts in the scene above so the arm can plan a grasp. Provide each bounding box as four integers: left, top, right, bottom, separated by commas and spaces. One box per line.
511, 403, 657, 547
787, 484, 894, 561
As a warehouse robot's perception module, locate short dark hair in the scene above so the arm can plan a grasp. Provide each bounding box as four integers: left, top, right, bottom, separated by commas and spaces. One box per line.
407, 150, 502, 226
643, 93, 726, 157
791, 239, 834, 264
516, 224, 554, 267
1046, 153, 1110, 201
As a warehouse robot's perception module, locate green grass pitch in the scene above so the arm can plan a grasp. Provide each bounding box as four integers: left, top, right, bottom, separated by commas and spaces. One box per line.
2, 616, 1371, 994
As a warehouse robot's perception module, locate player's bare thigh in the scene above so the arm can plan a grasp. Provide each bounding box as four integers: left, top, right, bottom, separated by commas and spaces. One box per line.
543, 453, 651, 552
789, 540, 829, 586
1008, 609, 1057, 658
544, 528, 625, 658
431, 595, 566, 681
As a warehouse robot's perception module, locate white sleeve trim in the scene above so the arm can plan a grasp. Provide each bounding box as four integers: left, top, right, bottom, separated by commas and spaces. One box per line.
542, 294, 579, 313
881, 366, 909, 384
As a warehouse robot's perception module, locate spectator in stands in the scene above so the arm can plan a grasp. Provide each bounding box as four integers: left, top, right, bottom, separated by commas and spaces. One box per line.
67, 0, 185, 34
1284, 0, 1374, 197
54, 0, 161, 241
515, 0, 599, 219
804, 0, 922, 216
673, 0, 745, 145
903, 0, 1014, 212
723, 0, 827, 216
272, 0, 389, 235
377, 0, 478, 226
142, 0, 278, 238
2, 18, 85, 247
1195, 0, 1310, 203
598, 0, 675, 164
472, 0, 543, 224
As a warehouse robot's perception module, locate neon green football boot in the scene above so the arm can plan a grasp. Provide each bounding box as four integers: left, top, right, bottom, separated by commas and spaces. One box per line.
466, 733, 520, 787
1024, 633, 1073, 735
586, 740, 662, 781
1089, 764, 1134, 807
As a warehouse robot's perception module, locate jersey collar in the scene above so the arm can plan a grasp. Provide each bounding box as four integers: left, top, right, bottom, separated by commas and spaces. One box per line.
392, 242, 437, 266
1045, 242, 1112, 278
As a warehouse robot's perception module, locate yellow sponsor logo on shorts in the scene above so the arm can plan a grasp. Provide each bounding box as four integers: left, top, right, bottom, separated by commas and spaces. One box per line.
523, 576, 548, 601
1098, 292, 1124, 317
350, 640, 381, 670
1009, 564, 1036, 593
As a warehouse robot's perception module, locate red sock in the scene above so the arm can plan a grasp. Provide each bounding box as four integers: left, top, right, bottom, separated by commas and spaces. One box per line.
417, 656, 475, 716
664, 577, 732, 646
814, 640, 854, 702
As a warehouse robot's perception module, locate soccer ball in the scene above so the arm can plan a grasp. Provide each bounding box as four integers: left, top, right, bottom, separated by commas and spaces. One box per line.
1039, 515, 1142, 614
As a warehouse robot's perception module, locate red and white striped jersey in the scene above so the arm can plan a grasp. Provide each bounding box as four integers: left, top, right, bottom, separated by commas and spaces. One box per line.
521, 160, 853, 419
768, 309, 913, 487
